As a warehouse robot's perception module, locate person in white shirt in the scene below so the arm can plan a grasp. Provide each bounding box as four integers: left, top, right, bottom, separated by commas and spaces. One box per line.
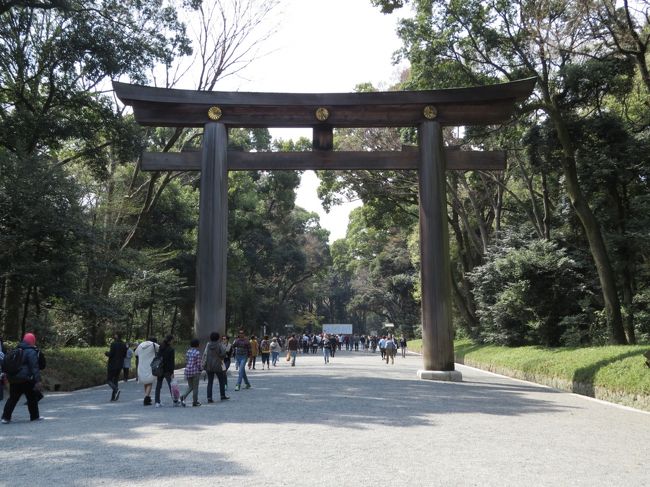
135, 337, 159, 406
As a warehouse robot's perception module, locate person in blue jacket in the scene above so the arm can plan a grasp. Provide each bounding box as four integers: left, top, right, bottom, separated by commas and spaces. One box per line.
1, 332, 43, 423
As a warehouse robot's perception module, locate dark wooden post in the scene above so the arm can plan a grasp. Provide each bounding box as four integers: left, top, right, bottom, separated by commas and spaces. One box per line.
194, 122, 228, 343
417, 121, 461, 381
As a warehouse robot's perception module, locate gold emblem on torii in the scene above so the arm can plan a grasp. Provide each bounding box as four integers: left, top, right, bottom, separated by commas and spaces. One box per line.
315, 107, 330, 121
423, 105, 438, 120
207, 106, 223, 120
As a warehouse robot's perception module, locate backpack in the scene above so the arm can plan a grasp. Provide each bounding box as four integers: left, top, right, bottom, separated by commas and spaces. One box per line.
260, 340, 270, 353
150, 354, 164, 377
2, 348, 25, 378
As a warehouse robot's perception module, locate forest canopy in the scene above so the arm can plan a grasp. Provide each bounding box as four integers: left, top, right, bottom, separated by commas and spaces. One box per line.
1, 0, 649, 348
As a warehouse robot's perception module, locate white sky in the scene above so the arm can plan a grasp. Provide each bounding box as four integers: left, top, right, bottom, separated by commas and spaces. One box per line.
218, 0, 407, 242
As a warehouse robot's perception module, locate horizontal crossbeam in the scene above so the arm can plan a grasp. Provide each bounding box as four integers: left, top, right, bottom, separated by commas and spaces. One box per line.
140, 149, 506, 172
114, 78, 536, 128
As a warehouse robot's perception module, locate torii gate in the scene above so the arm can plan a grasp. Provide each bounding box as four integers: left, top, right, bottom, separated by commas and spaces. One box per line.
113, 78, 535, 381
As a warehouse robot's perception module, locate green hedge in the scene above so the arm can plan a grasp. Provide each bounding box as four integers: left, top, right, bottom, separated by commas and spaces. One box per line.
409, 338, 650, 411
39, 345, 188, 392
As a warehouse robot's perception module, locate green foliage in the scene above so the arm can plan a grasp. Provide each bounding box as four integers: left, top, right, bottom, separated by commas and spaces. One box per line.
468, 237, 588, 346
227, 167, 331, 336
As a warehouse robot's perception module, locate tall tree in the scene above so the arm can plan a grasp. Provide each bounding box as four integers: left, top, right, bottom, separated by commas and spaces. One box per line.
373, 0, 641, 343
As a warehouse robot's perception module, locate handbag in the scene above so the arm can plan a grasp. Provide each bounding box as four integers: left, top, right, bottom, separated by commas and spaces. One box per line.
150, 355, 164, 377
286, 351, 291, 361
170, 377, 180, 401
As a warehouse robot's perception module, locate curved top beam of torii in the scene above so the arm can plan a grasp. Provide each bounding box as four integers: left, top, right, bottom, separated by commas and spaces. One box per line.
112, 77, 536, 128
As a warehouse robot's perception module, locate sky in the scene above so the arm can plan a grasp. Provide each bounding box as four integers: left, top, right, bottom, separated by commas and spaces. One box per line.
218, 0, 407, 242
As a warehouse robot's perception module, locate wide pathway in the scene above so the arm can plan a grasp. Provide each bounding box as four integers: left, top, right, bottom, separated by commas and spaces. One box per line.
1, 349, 648, 486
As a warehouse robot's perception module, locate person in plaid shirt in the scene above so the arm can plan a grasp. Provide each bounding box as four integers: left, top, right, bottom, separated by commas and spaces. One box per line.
180, 339, 202, 407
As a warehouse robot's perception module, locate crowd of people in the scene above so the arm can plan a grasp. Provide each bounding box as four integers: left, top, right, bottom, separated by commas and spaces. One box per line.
0, 329, 409, 423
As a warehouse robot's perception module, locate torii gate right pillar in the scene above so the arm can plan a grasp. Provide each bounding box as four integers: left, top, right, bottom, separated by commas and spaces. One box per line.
417, 121, 462, 381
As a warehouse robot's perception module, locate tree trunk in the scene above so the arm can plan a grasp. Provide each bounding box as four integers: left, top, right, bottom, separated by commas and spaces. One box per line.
2, 277, 21, 340
0, 278, 5, 329
170, 305, 178, 336
611, 181, 636, 344
541, 170, 551, 240
551, 111, 627, 344
21, 284, 32, 338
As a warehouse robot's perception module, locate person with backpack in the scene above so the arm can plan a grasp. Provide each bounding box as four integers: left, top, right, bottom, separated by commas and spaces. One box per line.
1, 332, 43, 423
105, 332, 127, 402
259, 335, 271, 370
385, 335, 397, 365
202, 332, 229, 403
154, 335, 177, 407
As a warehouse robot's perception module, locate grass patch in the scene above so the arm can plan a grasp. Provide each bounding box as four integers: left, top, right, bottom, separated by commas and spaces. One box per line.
40, 345, 188, 392
408, 338, 650, 410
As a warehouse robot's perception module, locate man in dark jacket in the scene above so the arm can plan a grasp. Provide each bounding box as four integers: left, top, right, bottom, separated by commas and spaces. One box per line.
106, 332, 127, 402
1, 332, 43, 423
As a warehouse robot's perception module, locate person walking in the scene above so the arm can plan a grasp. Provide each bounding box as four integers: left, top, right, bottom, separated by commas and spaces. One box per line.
385, 335, 397, 364
287, 334, 298, 366
154, 335, 177, 407
1, 333, 44, 423
105, 332, 127, 402
180, 339, 202, 407
221, 335, 232, 390
399, 336, 407, 358
322, 334, 332, 364
248, 335, 259, 370
135, 337, 159, 406
202, 332, 229, 403
378, 336, 387, 360
122, 343, 133, 382
270, 336, 281, 366
259, 336, 271, 370
232, 330, 252, 391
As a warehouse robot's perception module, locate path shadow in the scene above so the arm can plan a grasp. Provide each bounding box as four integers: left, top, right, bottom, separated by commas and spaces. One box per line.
0, 352, 575, 486
571, 349, 644, 397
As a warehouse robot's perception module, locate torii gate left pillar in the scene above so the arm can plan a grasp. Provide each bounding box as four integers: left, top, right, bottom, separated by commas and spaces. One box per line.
195, 122, 227, 343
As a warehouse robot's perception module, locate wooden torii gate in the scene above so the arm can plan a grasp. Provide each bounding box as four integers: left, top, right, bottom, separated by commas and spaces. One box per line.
113, 78, 535, 381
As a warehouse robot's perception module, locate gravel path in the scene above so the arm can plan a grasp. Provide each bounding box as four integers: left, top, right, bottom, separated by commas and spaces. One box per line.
1, 349, 648, 486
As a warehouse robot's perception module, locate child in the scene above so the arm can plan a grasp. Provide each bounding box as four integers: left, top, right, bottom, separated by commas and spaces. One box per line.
180, 339, 202, 407
123, 343, 133, 382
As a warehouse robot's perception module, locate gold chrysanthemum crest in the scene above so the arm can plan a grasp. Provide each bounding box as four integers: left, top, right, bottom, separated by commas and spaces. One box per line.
207, 106, 223, 120
423, 105, 438, 120
315, 107, 330, 121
